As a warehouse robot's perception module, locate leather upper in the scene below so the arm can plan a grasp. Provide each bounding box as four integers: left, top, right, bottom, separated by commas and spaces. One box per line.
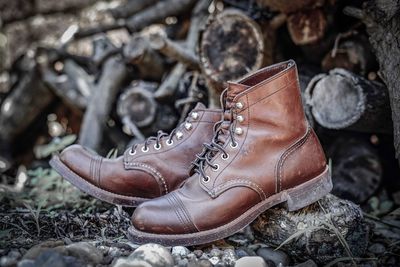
131, 60, 327, 234
59, 103, 222, 198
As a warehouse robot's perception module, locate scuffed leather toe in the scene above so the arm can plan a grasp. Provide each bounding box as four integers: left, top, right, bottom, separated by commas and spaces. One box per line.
59, 144, 99, 185
132, 192, 198, 235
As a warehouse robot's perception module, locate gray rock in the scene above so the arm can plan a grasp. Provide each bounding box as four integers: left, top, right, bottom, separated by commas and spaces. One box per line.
22, 240, 65, 260
187, 259, 213, 267
172, 246, 190, 258
221, 249, 238, 266
209, 256, 220, 265
256, 247, 289, 266
113, 243, 173, 267
235, 256, 268, 267
20, 251, 83, 267
209, 248, 222, 258
178, 258, 189, 267
65, 242, 103, 264
193, 250, 203, 258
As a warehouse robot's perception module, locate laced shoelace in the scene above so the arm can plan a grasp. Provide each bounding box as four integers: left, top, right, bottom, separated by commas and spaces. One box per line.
192, 90, 238, 180
129, 118, 190, 154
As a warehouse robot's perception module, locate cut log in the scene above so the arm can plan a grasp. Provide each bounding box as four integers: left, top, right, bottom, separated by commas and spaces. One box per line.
255, 0, 325, 14
199, 8, 264, 106
322, 34, 377, 76
126, 0, 197, 33
344, 1, 400, 163
109, 0, 159, 19
327, 137, 382, 204
117, 81, 158, 129
123, 34, 165, 80
305, 68, 392, 133
117, 81, 179, 138
78, 38, 128, 151
287, 8, 327, 45
251, 194, 369, 265
0, 56, 54, 142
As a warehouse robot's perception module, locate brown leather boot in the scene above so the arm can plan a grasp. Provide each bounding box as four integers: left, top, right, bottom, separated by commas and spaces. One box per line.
128, 60, 332, 245
50, 103, 221, 207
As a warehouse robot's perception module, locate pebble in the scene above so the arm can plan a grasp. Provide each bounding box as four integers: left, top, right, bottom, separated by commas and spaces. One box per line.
65, 242, 104, 264
172, 246, 190, 257
193, 250, 203, 258
234, 256, 268, 267
221, 249, 237, 266
256, 247, 290, 266
209, 248, 222, 258
189, 259, 212, 267
114, 243, 173, 267
209, 256, 220, 265
178, 258, 189, 267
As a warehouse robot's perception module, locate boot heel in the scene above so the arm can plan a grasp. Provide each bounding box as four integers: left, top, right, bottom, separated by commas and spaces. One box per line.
284, 166, 332, 212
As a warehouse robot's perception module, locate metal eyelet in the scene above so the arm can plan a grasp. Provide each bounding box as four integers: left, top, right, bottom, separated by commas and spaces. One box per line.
191, 112, 199, 120
141, 146, 149, 152
235, 127, 243, 135
176, 131, 184, 140
230, 142, 238, 148
154, 144, 161, 150
221, 153, 229, 160
235, 102, 244, 109
129, 149, 136, 155
202, 176, 210, 183
185, 122, 193, 131
166, 139, 174, 146
237, 115, 244, 123
212, 164, 219, 171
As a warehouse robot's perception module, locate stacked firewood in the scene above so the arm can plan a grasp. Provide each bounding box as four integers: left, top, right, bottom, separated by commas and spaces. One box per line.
1, 0, 400, 263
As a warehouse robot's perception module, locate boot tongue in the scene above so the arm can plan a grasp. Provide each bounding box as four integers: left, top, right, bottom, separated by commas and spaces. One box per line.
225, 82, 250, 108
193, 102, 206, 110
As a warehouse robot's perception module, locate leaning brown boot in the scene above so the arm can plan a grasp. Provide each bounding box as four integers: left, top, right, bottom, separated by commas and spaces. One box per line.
50, 103, 221, 207
128, 60, 332, 245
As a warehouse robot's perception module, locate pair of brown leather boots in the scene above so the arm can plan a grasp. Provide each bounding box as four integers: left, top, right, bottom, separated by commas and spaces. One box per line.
50, 60, 332, 246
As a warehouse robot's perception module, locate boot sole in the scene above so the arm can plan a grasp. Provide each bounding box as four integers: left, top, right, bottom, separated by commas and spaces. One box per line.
49, 155, 149, 207
127, 165, 332, 246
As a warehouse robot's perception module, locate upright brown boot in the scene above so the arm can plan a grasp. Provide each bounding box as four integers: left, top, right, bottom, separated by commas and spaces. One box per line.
50, 103, 221, 206
129, 60, 332, 245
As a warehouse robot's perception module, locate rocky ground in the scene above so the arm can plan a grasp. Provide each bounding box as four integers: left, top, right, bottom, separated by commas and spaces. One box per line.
1, 163, 400, 267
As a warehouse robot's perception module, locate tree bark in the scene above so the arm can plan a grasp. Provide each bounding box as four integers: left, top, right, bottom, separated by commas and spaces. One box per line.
344, 1, 400, 163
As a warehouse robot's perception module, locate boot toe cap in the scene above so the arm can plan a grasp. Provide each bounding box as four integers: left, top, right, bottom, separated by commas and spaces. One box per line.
131, 193, 197, 235
59, 144, 98, 184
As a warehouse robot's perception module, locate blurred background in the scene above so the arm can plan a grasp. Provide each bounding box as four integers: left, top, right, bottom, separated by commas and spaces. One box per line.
1, 0, 400, 266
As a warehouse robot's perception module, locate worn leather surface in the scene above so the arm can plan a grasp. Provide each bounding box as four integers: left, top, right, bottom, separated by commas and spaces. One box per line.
131, 60, 327, 234
59, 103, 221, 198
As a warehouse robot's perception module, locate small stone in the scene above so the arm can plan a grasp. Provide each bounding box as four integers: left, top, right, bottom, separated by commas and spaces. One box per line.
234, 256, 268, 267
125, 243, 173, 267
32, 251, 68, 267
209, 256, 220, 265
221, 249, 237, 266
65, 242, 103, 264
209, 248, 222, 258
193, 250, 203, 258
172, 246, 190, 258
23, 240, 65, 260
256, 248, 289, 267
194, 259, 212, 267
187, 253, 197, 261
17, 259, 35, 267
178, 258, 189, 267
368, 243, 386, 255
